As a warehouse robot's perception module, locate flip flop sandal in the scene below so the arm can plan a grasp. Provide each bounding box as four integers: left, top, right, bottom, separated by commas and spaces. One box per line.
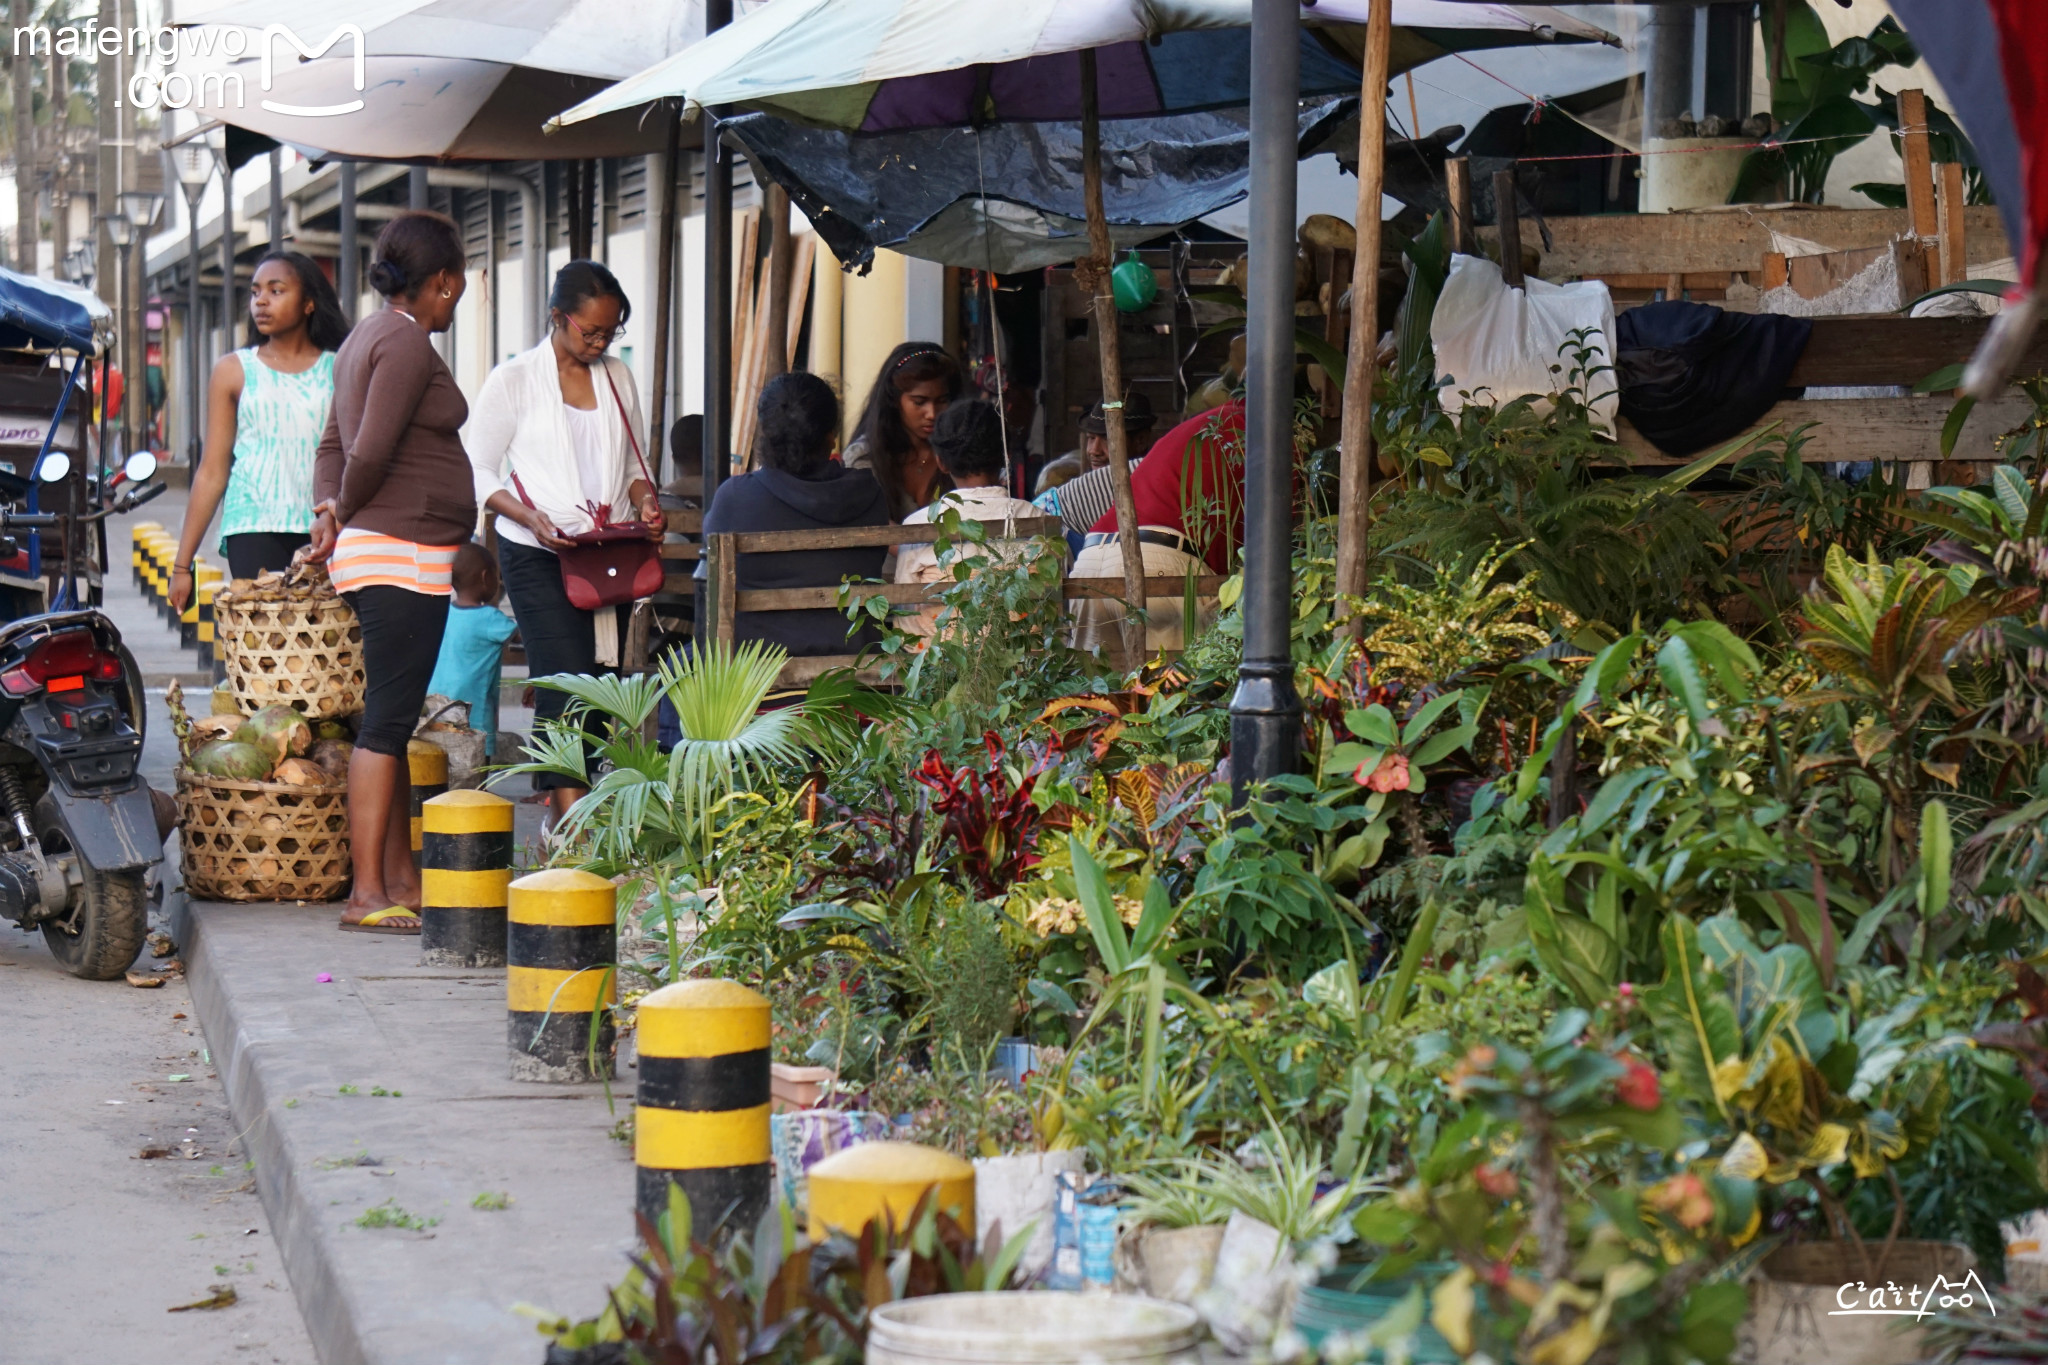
340, 906, 421, 936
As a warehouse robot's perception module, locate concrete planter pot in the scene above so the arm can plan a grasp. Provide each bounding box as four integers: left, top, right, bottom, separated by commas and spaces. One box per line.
1738, 1240, 1978, 1365
1114, 1223, 1227, 1304
973, 1148, 1086, 1281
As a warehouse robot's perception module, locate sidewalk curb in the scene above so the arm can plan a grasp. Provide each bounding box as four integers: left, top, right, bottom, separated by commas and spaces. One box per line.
173, 893, 374, 1365
170, 895, 638, 1365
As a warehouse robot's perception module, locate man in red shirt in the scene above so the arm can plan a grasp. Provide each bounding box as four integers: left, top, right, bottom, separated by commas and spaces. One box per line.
1071, 401, 1244, 653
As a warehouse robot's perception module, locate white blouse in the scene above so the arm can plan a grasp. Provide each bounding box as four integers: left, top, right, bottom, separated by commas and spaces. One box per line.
464, 342, 648, 551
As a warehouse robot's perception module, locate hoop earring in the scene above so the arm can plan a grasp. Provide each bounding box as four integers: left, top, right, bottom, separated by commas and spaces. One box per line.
440, 288, 453, 299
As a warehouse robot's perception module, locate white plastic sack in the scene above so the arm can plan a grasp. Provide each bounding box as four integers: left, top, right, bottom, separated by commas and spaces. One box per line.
1430, 253, 1620, 436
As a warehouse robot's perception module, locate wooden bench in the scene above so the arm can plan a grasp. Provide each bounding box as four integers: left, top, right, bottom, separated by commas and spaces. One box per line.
1613, 315, 2045, 478
698, 518, 1225, 685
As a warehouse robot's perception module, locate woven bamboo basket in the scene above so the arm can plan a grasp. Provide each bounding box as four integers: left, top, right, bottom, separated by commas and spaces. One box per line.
175, 768, 351, 903
216, 564, 366, 718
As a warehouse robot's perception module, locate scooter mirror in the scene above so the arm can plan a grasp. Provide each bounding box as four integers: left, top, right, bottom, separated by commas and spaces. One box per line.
123, 449, 159, 484
35, 451, 70, 483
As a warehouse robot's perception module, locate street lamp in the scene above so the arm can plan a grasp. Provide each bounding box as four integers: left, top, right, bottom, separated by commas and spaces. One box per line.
102, 212, 135, 462
206, 125, 236, 364
166, 140, 213, 467
115, 192, 163, 462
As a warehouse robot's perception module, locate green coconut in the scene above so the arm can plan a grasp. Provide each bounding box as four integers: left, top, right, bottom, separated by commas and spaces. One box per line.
187, 739, 275, 782
234, 704, 313, 766
312, 718, 353, 742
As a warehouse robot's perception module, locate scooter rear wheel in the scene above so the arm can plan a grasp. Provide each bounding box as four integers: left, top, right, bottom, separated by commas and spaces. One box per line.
34, 809, 148, 980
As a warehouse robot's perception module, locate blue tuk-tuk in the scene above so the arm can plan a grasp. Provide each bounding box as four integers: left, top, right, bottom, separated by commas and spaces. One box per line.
0, 266, 116, 616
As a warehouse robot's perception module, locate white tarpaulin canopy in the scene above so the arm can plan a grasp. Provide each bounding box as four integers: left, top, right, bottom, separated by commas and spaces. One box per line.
550, 0, 1615, 131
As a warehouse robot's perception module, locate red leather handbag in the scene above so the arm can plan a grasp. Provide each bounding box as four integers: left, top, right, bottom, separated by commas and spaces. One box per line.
512, 366, 664, 611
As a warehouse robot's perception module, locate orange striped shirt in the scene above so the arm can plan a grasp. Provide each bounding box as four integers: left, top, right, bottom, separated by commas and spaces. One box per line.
329, 528, 458, 596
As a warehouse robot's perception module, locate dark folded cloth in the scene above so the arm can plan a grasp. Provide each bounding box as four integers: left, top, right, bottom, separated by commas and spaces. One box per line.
1614, 301, 1812, 456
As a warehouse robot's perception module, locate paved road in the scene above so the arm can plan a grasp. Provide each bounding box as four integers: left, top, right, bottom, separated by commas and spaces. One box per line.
0, 488, 317, 1363
0, 924, 318, 1363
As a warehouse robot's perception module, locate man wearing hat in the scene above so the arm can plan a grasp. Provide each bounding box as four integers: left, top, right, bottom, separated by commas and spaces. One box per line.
1033, 391, 1157, 554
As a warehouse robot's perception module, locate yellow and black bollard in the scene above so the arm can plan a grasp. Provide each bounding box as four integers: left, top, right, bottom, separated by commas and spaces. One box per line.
805, 1142, 976, 1242
419, 790, 514, 968
130, 522, 159, 591
634, 979, 772, 1235
506, 868, 616, 1083
406, 739, 448, 853
195, 570, 222, 670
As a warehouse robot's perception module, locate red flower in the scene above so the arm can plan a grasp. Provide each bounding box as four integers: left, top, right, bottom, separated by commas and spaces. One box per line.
1616, 1058, 1661, 1112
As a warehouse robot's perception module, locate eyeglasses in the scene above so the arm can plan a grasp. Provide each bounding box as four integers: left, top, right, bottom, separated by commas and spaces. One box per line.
564, 318, 626, 346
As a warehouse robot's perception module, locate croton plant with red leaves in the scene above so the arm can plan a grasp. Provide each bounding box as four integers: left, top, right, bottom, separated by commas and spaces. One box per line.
912, 731, 1056, 900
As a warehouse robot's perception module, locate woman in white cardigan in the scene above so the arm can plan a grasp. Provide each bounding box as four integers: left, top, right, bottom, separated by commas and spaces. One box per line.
465, 260, 661, 822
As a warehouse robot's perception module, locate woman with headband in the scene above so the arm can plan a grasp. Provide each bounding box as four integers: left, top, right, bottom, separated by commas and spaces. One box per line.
842, 341, 963, 521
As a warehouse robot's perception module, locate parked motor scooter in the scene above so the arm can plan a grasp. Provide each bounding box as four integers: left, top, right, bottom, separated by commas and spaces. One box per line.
0, 447, 169, 978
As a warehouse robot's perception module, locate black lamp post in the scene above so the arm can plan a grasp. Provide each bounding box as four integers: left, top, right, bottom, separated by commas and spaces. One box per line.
1228, 0, 1305, 799
166, 141, 212, 466
117, 189, 165, 461
102, 211, 133, 458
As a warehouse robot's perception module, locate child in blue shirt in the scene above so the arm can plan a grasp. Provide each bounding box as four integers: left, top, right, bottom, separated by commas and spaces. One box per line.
428, 542, 519, 757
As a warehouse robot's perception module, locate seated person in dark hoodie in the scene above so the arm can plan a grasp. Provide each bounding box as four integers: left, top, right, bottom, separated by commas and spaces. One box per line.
701, 371, 890, 656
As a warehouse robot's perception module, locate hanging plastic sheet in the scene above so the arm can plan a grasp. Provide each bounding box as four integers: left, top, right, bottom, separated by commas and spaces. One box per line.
723, 98, 1357, 274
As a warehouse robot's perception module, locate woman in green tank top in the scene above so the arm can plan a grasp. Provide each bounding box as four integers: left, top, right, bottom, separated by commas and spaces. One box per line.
168, 251, 351, 611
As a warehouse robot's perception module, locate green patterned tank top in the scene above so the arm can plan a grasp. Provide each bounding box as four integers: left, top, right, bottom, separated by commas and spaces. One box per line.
217, 347, 335, 548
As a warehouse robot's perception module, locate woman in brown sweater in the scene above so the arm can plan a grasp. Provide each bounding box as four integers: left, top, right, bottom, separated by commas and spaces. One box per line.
308, 210, 473, 934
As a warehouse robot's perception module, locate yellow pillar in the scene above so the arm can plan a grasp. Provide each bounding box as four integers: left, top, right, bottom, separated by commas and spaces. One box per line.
405, 739, 448, 852
506, 868, 617, 1083
419, 790, 515, 968
634, 979, 772, 1236
839, 248, 908, 446
811, 238, 844, 395
805, 1140, 975, 1241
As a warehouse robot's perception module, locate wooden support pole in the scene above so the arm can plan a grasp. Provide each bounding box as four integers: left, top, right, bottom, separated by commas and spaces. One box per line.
1081, 48, 1149, 667
1899, 88, 1939, 284
761, 183, 794, 385
1494, 168, 1524, 287
1446, 156, 1473, 255
648, 107, 681, 484
1936, 161, 1967, 287
1335, 0, 1391, 636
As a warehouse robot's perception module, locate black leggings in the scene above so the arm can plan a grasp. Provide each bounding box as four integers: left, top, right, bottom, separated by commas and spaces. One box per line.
498, 539, 621, 792
344, 585, 450, 758
222, 532, 311, 580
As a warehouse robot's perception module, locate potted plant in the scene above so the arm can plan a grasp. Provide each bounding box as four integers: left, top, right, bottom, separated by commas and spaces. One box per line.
1644, 914, 1972, 1365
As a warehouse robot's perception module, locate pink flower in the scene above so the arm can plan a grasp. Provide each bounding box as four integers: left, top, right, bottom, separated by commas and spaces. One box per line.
1355, 752, 1411, 793
316, 973, 333, 984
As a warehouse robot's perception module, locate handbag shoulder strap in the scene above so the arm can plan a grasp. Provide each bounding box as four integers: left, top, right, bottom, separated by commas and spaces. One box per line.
602, 362, 655, 490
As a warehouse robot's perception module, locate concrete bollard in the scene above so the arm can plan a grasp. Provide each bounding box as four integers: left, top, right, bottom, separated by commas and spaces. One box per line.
406, 738, 448, 853
195, 570, 222, 669
149, 532, 177, 622
419, 790, 514, 968
139, 531, 169, 616
130, 522, 159, 591
506, 868, 615, 1083
634, 979, 772, 1236
805, 1141, 976, 1242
